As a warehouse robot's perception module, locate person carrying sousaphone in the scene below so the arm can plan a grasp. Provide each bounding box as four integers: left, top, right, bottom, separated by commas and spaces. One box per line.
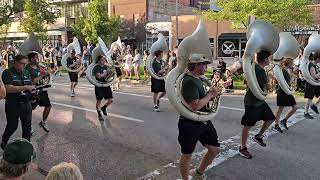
151, 50, 167, 112
66, 49, 80, 97
92, 55, 114, 121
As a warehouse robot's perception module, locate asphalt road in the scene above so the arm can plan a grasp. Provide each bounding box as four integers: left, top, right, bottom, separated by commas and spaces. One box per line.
0, 74, 319, 180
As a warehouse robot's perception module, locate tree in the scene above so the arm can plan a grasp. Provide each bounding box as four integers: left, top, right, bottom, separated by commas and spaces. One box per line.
0, 0, 25, 26
200, 0, 313, 29
71, 12, 87, 43
120, 19, 148, 48
81, 0, 121, 44
19, 0, 58, 37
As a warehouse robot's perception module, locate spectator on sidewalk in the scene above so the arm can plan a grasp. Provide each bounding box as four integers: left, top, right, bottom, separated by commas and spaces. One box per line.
0, 138, 35, 180
45, 162, 83, 180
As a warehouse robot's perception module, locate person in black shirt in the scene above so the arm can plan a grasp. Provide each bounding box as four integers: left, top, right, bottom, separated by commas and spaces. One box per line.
303, 53, 320, 119
92, 55, 114, 121
25, 52, 51, 132
239, 50, 275, 159
151, 50, 168, 112
217, 58, 226, 74
274, 58, 297, 132
0, 55, 35, 150
66, 50, 79, 97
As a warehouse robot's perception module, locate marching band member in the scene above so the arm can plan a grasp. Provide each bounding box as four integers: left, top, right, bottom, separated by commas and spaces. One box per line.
25, 52, 51, 132
178, 55, 221, 180
1, 55, 35, 150
239, 50, 276, 159
151, 50, 167, 112
303, 53, 320, 119
111, 49, 123, 90
274, 58, 297, 132
93, 55, 114, 121
66, 49, 79, 97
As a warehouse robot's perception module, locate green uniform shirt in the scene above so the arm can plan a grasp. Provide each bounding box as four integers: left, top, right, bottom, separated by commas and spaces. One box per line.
25, 64, 41, 85
276, 68, 290, 95
244, 64, 268, 107
152, 58, 165, 75
1, 67, 32, 100
92, 64, 109, 83
181, 74, 209, 112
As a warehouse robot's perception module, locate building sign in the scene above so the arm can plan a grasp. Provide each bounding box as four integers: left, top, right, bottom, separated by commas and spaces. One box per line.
221, 41, 235, 55
285, 25, 320, 32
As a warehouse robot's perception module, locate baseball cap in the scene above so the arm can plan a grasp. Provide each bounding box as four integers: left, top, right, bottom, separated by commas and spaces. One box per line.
2, 138, 35, 165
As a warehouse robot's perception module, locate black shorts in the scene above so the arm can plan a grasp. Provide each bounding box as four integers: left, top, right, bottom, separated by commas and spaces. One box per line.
68, 72, 78, 82
95, 86, 113, 100
57, 60, 62, 67
241, 102, 275, 127
151, 78, 165, 93
115, 67, 122, 77
178, 118, 220, 154
50, 63, 54, 69
315, 86, 320, 98
31, 91, 51, 110
304, 82, 317, 99
277, 93, 296, 107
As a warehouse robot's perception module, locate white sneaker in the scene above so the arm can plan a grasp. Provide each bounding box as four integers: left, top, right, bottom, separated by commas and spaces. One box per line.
153, 105, 159, 112
70, 92, 75, 97
189, 169, 206, 180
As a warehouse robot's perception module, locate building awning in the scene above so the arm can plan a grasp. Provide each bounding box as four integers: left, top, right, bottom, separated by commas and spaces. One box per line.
219, 33, 246, 40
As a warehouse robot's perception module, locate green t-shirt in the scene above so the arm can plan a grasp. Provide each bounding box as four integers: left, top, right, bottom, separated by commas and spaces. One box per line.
244, 64, 268, 107
276, 68, 290, 94
181, 74, 209, 112
1, 67, 32, 100
92, 64, 109, 83
152, 58, 165, 75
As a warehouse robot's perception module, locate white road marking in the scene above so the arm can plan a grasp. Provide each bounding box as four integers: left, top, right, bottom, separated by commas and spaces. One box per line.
220, 106, 245, 112
139, 109, 310, 179
51, 101, 144, 123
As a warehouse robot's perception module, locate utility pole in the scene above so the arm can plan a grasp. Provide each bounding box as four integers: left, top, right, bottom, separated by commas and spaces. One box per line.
175, 0, 179, 46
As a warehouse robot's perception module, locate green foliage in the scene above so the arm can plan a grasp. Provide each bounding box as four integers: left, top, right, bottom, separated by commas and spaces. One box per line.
200, 0, 313, 29
81, 0, 121, 44
71, 12, 86, 42
120, 18, 147, 48
0, 0, 25, 26
19, 0, 57, 37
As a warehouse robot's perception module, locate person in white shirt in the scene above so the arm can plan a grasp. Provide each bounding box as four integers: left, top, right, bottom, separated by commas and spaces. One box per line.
133, 49, 142, 80
124, 50, 133, 79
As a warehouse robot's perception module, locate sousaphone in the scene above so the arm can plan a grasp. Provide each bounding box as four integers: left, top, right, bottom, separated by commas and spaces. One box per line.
146, 33, 169, 80
166, 21, 224, 122
242, 20, 280, 100
61, 37, 82, 72
19, 33, 52, 85
272, 32, 300, 95
86, 37, 117, 87
108, 37, 123, 67
300, 33, 320, 86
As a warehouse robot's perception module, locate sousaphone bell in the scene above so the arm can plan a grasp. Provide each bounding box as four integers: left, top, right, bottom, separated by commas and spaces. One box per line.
61, 37, 83, 72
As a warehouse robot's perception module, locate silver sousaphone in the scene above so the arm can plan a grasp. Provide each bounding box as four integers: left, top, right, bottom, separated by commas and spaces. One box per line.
300, 33, 320, 86
86, 37, 117, 87
146, 33, 169, 80
61, 37, 82, 72
242, 20, 280, 100
107, 37, 123, 68
272, 32, 300, 95
166, 21, 224, 122
19, 33, 52, 85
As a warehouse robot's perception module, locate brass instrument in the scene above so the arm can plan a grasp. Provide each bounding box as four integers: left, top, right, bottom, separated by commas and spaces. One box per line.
242, 20, 280, 100
86, 37, 117, 87
61, 37, 83, 72
166, 21, 223, 122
